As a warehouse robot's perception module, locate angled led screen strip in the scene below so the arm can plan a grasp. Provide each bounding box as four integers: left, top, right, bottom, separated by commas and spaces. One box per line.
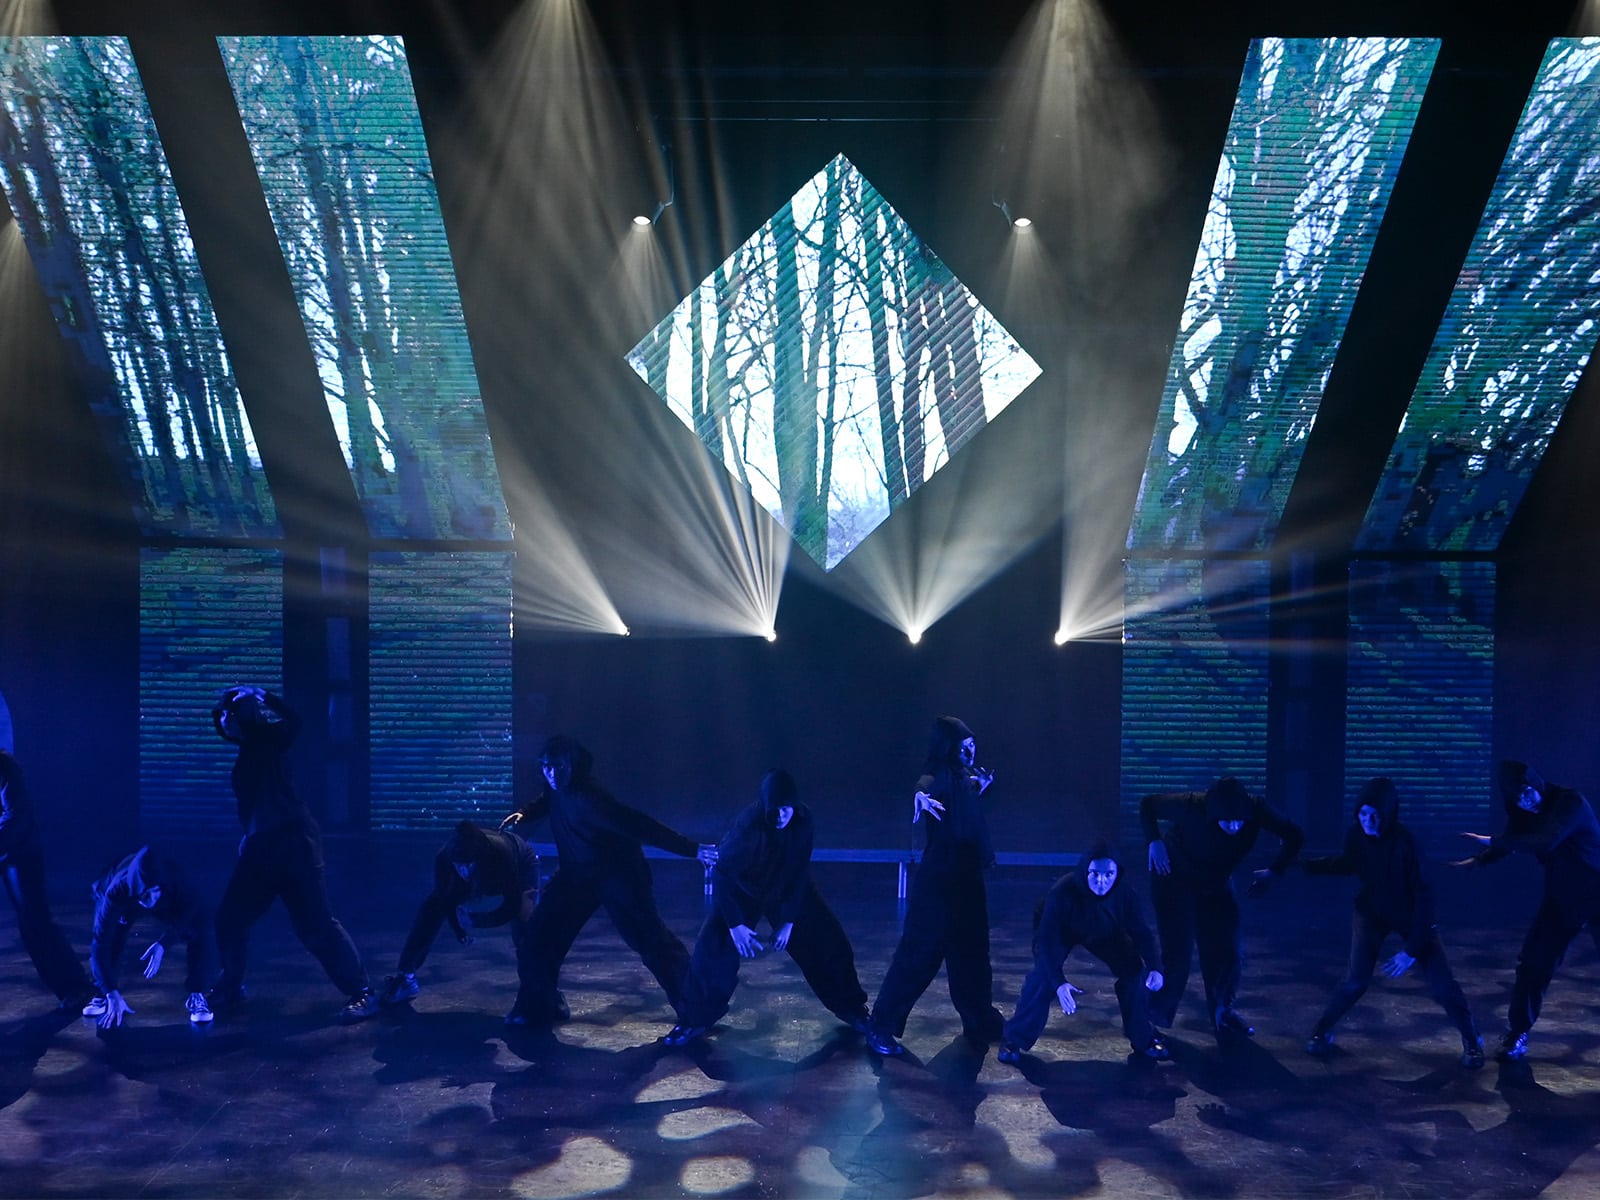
1360, 40, 1600, 551
219, 36, 509, 541
368, 551, 512, 830
1345, 561, 1494, 838
629, 153, 1040, 571
1128, 38, 1438, 553
140, 547, 283, 837
1121, 559, 1270, 822
0, 37, 278, 537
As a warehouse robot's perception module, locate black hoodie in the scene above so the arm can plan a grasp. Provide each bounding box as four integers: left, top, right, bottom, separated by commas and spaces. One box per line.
513, 736, 697, 870
427, 823, 540, 940
212, 690, 309, 835
88, 846, 206, 993
1029, 843, 1159, 989
1302, 778, 1437, 957
0, 750, 40, 863
1475, 760, 1600, 909
711, 769, 813, 929
916, 716, 994, 872
1140, 777, 1303, 888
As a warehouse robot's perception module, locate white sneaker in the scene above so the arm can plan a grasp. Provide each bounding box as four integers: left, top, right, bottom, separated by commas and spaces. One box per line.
81, 995, 108, 1019
186, 992, 214, 1024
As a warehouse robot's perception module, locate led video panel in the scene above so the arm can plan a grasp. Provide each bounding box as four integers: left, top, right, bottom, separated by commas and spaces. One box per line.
139, 547, 283, 837
629, 153, 1040, 571
219, 36, 509, 541
1128, 37, 1438, 553
368, 551, 512, 830
0, 37, 278, 537
1360, 40, 1600, 551
1346, 561, 1494, 838
1121, 558, 1269, 826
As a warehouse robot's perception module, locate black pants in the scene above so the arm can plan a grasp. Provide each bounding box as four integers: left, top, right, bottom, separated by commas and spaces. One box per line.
396, 890, 536, 983
1312, 912, 1476, 1040
215, 825, 368, 997
1150, 874, 1240, 1027
678, 882, 868, 1028
512, 859, 688, 1020
1004, 934, 1155, 1053
1, 853, 91, 1002
1507, 891, 1600, 1035
871, 861, 1001, 1042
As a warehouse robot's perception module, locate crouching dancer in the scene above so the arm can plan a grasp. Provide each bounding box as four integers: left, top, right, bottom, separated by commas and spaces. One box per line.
379, 821, 541, 1011
666, 769, 871, 1046
83, 846, 215, 1027
998, 842, 1168, 1065
1303, 777, 1482, 1067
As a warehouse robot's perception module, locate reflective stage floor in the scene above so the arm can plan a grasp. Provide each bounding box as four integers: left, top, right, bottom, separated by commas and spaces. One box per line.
3, 844, 1599, 1198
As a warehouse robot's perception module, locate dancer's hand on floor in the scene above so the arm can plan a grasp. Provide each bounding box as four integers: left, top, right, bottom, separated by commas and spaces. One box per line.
729, 924, 764, 958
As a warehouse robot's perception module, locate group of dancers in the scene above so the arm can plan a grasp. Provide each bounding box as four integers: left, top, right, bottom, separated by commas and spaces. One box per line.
3, 688, 1598, 1073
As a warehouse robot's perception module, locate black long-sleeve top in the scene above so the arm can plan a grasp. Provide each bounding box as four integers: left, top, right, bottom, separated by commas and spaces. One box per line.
1140, 790, 1303, 889
917, 763, 994, 873
214, 692, 309, 835
1031, 870, 1159, 990
1303, 823, 1437, 957
429, 829, 539, 938
1474, 784, 1600, 909
0, 750, 40, 863
712, 799, 813, 929
514, 780, 697, 871
88, 849, 205, 993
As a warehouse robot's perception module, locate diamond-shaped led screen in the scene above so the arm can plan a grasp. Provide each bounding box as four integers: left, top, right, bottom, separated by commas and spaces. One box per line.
628, 154, 1040, 571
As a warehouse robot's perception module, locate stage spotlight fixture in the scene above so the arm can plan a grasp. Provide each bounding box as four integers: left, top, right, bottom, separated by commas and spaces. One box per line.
907, 627, 923, 646
763, 628, 777, 642
993, 199, 1031, 229
631, 213, 652, 227
1053, 628, 1070, 646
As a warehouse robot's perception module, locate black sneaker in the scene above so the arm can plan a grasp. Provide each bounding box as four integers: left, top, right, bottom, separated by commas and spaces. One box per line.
1142, 1036, 1172, 1062
1497, 1030, 1528, 1061
1305, 1031, 1335, 1056
996, 1042, 1023, 1065
865, 1028, 904, 1057
379, 974, 419, 1006
339, 988, 380, 1023
839, 1009, 873, 1035
1461, 1035, 1485, 1069
662, 1024, 707, 1047
1214, 1009, 1255, 1039
186, 992, 215, 1025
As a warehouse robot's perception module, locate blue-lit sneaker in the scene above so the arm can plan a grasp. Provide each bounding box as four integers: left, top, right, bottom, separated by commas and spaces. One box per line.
186, 992, 214, 1025
80, 994, 108, 1020
996, 1042, 1023, 1066
338, 988, 380, 1023
1497, 1031, 1528, 1061
379, 973, 419, 1006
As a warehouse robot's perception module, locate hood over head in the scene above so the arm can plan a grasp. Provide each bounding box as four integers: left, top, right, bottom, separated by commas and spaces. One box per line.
926, 715, 975, 770
1499, 760, 1546, 812
538, 736, 593, 786
1079, 838, 1120, 885
759, 768, 799, 825
1204, 777, 1254, 823
1354, 776, 1399, 831
444, 821, 493, 864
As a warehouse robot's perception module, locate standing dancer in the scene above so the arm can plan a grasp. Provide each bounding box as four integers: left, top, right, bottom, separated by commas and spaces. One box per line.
666, 768, 871, 1046
379, 821, 541, 1011
997, 841, 1169, 1065
1142, 776, 1302, 1039
1455, 760, 1600, 1060
1303, 778, 1482, 1067
83, 845, 216, 1027
499, 736, 716, 1028
210, 686, 377, 1022
867, 715, 1004, 1056
0, 747, 93, 1010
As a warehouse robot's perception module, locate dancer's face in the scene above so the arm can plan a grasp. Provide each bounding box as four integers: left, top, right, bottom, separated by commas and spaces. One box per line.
136, 885, 162, 909
1086, 859, 1118, 896
453, 860, 475, 881
774, 805, 794, 830
1517, 784, 1543, 813
1357, 805, 1382, 838
958, 737, 976, 768
541, 759, 572, 792
1217, 820, 1245, 836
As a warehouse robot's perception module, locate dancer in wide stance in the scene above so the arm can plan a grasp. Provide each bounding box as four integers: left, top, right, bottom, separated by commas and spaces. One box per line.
666, 768, 870, 1045
499, 736, 715, 1027
1302, 777, 1482, 1067
997, 841, 1169, 1065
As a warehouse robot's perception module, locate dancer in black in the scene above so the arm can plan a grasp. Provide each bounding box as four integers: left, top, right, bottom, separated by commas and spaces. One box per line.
867, 715, 1004, 1056
499, 735, 716, 1027
379, 821, 541, 1010
665, 769, 870, 1046
1303, 778, 1482, 1067
83, 845, 216, 1027
1455, 760, 1600, 1060
0, 748, 93, 1010
210, 686, 377, 1022
1142, 776, 1302, 1038
997, 841, 1169, 1065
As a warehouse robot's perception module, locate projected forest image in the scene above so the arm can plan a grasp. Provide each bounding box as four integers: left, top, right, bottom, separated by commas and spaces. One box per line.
1128, 37, 1438, 553
220, 35, 509, 541
0, 37, 278, 537
1361, 39, 1600, 552
629, 154, 1040, 572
